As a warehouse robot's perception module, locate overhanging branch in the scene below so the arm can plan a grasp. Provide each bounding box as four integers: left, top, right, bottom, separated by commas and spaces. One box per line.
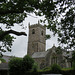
0, 30, 27, 41
0, 10, 24, 15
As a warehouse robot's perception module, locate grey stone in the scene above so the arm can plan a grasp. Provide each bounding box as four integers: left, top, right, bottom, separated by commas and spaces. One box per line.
32, 51, 49, 58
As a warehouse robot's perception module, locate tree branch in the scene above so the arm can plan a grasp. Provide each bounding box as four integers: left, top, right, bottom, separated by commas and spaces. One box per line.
0, 10, 24, 15
0, 30, 27, 41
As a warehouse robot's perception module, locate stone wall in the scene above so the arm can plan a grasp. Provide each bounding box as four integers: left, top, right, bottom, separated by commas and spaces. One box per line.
27, 24, 46, 56
34, 58, 47, 69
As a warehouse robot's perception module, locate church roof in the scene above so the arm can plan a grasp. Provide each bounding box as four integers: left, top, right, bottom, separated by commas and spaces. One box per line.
32, 51, 48, 58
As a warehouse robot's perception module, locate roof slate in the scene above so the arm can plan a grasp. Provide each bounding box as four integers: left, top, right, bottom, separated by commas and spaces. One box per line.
32, 51, 49, 58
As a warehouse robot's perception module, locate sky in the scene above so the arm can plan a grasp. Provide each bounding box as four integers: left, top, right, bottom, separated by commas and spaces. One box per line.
4, 14, 59, 57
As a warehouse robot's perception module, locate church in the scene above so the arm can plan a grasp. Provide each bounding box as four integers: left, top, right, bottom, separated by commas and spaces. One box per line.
27, 22, 72, 69
0, 22, 72, 70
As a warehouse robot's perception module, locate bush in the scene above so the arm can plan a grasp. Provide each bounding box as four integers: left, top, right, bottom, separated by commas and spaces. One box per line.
8, 57, 23, 75
72, 61, 75, 70
9, 55, 35, 75
32, 63, 38, 72
42, 66, 51, 72
22, 55, 35, 72
0, 58, 6, 63
51, 64, 61, 73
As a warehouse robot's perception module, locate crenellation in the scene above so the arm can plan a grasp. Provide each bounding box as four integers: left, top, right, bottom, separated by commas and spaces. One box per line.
29, 24, 46, 30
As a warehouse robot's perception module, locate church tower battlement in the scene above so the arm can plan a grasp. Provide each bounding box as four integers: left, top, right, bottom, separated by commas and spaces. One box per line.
27, 23, 46, 56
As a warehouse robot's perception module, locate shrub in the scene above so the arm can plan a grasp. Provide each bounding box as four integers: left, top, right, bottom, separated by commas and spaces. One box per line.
42, 66, 51, 71
22, 55, 35, 72
51, 64, 61, 73
9, 55, 35, 75
72, 61, 75, 70
32, 63, 38, 72
0, 58, 6, 63
8, 57, 23, 75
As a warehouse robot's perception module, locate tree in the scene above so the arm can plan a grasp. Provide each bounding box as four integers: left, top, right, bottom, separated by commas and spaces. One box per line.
51, 64, 61, 73
0, 0, 40, 53
0, 58, 6, 63
38, 0, 75, 50
0, 29, 15, 53
9, 57, 23, 75
22, 55, 34, 72
32, 62, 38, 72
9, 55, 35, 74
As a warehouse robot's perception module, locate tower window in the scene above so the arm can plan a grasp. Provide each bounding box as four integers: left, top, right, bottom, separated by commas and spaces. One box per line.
41, 31, 43, 36
32, 29, 35, 34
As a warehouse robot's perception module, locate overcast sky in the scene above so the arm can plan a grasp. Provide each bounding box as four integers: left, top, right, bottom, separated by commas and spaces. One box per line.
4, 14, 59, 57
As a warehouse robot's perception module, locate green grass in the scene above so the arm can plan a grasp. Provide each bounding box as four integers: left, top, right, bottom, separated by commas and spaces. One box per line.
62, 68, 73, 71
39, 67, 73, 72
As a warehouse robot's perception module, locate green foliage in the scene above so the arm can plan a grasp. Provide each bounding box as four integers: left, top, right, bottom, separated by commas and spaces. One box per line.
37, 0, 75, 50
0, 0, 39, 27
32, 63, 38, 72
41, 0, 75, 50
0, 58, 6, 63
0, 0, 40, 53
9, 55, 35, 75
62, 68, 73, 71
72, 61, 75, 70
0, 29, 14, 53
42, 66, 51, 72
9, 57, 23, 74
56, 46, 62, 54
22, 55, 34, 72
72, 51, 75, 62
46, 35, 51, 40
51, 64, 61, 73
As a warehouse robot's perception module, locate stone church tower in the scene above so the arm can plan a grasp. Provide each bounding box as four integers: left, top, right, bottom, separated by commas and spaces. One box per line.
27, 22, 46, 56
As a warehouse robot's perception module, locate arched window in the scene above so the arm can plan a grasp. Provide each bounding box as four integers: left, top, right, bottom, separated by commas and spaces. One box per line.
41, 31, 43, 36
32, 29, 35, 34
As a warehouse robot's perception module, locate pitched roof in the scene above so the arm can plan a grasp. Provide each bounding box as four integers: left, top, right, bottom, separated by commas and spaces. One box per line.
32, 46, 57, 58
0, 63, 9, 70
32, 51, 49, 58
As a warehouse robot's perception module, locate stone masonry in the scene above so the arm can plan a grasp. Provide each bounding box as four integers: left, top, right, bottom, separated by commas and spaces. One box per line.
27, 23, 46, 56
